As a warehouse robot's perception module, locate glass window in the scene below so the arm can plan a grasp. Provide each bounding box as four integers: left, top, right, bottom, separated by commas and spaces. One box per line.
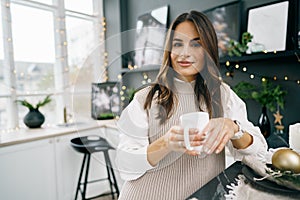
66, 16, 97, 120
11, 4, 55, 63
64, 0, 94, 15
11, 4, 55, 93
65, 17, 95, 70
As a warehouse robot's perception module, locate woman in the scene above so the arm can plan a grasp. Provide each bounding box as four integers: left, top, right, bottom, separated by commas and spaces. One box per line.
116, 10, 267, 200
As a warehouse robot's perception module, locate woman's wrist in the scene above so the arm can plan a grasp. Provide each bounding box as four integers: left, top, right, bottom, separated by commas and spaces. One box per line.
231, 120, 245, 140
147, 136, 171, 166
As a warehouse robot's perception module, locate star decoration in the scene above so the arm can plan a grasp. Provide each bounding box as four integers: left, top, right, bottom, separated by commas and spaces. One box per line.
273, 110, 283, 125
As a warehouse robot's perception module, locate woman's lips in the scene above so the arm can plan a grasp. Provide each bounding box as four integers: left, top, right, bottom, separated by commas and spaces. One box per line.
178, 61, 194, 67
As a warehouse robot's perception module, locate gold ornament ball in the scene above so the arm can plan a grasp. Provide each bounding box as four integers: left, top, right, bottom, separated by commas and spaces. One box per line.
272, 149, 300, 173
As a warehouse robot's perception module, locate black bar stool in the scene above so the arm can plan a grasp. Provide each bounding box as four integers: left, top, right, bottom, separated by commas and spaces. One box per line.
70, 135, 119, 200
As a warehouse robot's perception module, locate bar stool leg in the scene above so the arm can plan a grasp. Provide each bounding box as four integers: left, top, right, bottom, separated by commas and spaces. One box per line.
104, 151, 119, 198
104, 151, 114, 199
75, 154, 87, 200
82, 153, 91, 200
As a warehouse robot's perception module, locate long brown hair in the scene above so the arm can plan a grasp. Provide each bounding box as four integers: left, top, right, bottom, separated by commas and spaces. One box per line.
144, 10, 223, 124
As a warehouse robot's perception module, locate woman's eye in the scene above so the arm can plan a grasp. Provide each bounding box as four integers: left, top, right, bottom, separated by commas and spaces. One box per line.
191, 41, 201, 47
173, 42, 183, 47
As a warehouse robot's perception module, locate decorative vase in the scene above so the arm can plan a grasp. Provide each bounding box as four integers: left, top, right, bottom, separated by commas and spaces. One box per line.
258, 106, 271, 138
23, 108, 45, 128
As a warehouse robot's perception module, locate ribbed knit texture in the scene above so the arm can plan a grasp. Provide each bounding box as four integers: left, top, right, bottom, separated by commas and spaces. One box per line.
118, 79, 225, 200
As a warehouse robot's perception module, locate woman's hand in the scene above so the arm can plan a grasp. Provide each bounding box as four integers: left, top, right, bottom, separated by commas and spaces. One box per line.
164, 126, 206, 156
201, 118, 237, 154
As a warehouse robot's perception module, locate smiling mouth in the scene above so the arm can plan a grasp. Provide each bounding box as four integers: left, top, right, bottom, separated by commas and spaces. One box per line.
178, 61, 194, 67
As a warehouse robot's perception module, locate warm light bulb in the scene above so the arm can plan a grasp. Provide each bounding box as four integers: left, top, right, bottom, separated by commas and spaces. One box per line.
250, 74, 254, 79
235, 64, 239, 69
226, 61, 230, 66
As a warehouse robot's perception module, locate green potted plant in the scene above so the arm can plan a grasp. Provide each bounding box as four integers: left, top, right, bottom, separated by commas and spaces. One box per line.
16, 94, 52, 128
233, 80, 287, 138
227, 32, 253, 57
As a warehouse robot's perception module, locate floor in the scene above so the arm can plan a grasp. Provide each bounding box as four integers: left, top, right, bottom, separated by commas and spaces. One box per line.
95, 195, 117, 200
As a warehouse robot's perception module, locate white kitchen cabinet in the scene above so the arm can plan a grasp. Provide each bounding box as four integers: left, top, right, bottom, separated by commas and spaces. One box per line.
0, 127, 120, 200
0, 138, 57, 200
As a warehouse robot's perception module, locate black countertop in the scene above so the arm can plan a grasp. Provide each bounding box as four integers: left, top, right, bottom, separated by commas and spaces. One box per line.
186, 161, 243, 200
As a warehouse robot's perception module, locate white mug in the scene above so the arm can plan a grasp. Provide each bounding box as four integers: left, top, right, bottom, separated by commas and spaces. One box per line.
180, 112, 209, 152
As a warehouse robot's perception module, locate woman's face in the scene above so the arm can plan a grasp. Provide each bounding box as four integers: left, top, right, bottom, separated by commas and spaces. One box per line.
170, 21, 205, 82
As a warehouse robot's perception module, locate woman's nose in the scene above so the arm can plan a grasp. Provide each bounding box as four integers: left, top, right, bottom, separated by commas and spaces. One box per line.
179, 44, 190, 57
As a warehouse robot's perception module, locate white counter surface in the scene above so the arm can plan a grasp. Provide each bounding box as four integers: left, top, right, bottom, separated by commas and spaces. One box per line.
0, 119, 117, 147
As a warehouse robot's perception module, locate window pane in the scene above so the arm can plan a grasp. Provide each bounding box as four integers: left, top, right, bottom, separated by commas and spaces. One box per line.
64, 0, 93, 15
15, 62, 55, 93
72, 93, 91, 122
11, 4, 55, 63
11, 4, 55, 93
66, 17, 95, 70
66, 16, 97, 119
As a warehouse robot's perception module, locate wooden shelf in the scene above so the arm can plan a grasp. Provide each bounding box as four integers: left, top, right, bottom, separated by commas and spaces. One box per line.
220, 50, 300, 65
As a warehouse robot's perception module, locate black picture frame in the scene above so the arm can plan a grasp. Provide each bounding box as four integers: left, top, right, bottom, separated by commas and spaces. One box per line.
91, 82, 120, 120
203, 1, 241, 58
246, 0, 290, 53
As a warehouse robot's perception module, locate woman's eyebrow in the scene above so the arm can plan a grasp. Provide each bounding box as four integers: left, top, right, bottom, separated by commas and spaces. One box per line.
191, 37, 200, 41
173, 37, 200, 42
173, 38, 182, 42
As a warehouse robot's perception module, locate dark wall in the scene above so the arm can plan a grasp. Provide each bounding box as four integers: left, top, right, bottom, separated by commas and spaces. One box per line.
104, 0, 300, 134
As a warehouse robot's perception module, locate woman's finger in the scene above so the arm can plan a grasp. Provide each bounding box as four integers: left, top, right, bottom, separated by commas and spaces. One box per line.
215, 134, 230, 154
170, 133, 206, 142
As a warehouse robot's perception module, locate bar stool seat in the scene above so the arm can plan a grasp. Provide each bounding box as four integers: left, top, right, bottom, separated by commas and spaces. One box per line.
70, 135, 119, 200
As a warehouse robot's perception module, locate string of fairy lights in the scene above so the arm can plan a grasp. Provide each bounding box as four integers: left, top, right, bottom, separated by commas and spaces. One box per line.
224, 60, 300, 85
